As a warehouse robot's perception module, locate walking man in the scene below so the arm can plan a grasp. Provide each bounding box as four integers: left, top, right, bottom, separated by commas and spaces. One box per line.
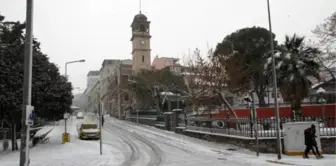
101, 115, 104, 127
303, 124, 323, 159
311, 124, 323, 158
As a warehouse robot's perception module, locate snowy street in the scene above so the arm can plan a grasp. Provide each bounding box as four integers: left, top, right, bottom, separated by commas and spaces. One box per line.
0, 115, 335, 166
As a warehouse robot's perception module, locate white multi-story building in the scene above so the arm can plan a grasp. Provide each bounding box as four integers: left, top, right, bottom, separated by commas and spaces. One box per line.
87, 70, 100, 90
99, 59, 132, 112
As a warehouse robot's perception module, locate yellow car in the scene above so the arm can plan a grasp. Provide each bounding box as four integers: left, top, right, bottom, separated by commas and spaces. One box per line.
78, 122, 101, 140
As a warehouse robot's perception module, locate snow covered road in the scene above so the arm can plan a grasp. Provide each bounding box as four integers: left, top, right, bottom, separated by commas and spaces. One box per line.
103, 119, 278, 166
0, 115, 335, 166
104, 117, 336, 166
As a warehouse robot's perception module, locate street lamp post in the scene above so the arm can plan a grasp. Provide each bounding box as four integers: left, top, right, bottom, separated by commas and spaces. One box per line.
317, 87, 326, 126
63, 59, 85, 139
266, 0, 282, 159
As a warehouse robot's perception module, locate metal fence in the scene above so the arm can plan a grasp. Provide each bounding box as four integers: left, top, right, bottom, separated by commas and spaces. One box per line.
185, 116, 336, 137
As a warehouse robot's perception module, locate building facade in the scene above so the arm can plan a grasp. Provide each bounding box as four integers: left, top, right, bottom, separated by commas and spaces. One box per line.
99, 59, 132, 113
86, 80, 100, 114
152, 55, 183, 73
106, 63, 133, 118
87, 70, 100, 90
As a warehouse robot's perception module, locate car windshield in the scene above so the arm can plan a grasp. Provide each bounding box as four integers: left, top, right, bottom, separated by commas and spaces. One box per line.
82, 124, 97, 129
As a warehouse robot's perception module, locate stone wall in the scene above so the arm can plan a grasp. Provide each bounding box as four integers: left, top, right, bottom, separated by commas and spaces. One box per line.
127, 116, 157, 126
181, 131, 283, 153
320, 137, 336, 154
182, 130, 336, 154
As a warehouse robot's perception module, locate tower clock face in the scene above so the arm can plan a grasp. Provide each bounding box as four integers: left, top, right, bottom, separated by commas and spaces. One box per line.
140, 40, 145, 45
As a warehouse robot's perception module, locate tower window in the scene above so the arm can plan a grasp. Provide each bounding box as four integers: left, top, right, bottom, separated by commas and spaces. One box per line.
142, 55, 145, 62
140, 24, 145, 32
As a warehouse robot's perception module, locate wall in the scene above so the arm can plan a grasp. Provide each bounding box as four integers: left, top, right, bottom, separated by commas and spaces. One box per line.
127, 116, 157, 126
320, 137, 336, 154
182, 131, 336, 154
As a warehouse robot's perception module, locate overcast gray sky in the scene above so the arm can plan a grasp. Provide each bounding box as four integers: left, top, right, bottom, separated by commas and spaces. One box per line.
0, 0, 335, 93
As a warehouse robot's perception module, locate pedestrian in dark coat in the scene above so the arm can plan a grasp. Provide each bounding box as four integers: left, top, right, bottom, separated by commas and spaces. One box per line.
303, 125, 316, 158
311, 125, 323, 158
102, 115, 105, 127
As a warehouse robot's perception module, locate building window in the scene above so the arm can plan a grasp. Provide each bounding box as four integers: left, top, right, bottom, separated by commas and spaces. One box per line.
142, 55, 145, 62
140, 24, 146, 32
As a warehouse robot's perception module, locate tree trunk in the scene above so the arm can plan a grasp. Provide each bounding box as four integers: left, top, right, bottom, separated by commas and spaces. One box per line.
256, 89, 267, 107
215, 90, 238, 119
11, 123, 18, 151
291, 99, 302, 118
267, 86, 271, 106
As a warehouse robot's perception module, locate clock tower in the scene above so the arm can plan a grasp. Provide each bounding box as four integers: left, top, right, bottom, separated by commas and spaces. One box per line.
131, 12, 151, 73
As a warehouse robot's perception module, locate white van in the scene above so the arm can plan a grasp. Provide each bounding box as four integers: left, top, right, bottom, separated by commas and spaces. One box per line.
76, 112, 84, 119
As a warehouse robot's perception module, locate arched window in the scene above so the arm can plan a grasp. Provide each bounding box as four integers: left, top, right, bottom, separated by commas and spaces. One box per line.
142, 55, 145, 62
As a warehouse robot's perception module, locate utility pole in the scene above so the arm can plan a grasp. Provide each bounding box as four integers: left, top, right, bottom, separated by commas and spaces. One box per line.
64, 63, 68, 134
266, 0, 282, 159
20, 0, 34, 165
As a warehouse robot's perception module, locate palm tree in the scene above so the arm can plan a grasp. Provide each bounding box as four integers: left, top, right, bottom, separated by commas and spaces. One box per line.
267, 34, 320, 115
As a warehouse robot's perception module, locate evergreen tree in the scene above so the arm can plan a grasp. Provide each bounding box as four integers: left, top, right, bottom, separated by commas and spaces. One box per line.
0, 15, 73, 130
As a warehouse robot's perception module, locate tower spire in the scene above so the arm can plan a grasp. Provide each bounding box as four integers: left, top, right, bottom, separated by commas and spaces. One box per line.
139, 0, 142, 13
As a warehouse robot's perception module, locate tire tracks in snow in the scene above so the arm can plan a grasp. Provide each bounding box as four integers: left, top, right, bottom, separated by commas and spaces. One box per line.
107, 121, 163, 166
114, 120, 214, 155
112, 120, 244, 163
104, 124, 139, 166
90, 114, 140, 166
116, 120, 314, 166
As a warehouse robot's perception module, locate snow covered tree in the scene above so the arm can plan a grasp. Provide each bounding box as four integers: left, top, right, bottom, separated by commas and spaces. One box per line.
265, 34, 320, 114
312, 12, 336, 80
180, 48, 211, 114
128, 68, 185, 111
182, 48, 239, 118
214, 27, 277, 107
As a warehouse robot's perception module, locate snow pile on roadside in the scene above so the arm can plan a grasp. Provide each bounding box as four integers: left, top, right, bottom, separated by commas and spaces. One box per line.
33, 126, 54, 137
0, 119, 124, 166
1, 125, 54, 152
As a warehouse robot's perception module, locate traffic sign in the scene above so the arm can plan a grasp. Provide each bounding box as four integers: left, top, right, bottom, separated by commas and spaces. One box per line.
26, 105, 34, 126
